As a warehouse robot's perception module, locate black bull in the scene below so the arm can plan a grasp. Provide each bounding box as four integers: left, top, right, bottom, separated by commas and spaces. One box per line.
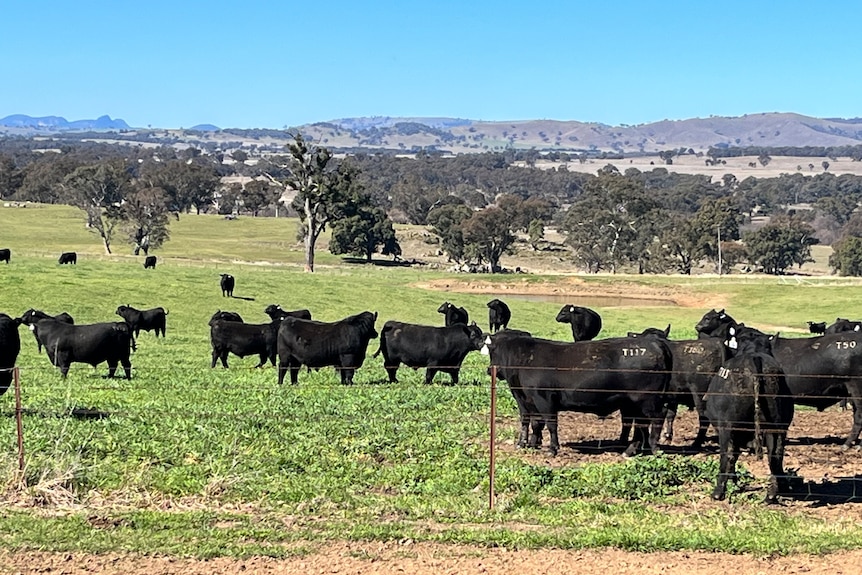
277, 311, 378, 385
28, 318, 134, 379
770, 332, 862, 450
483, 332, 673, 456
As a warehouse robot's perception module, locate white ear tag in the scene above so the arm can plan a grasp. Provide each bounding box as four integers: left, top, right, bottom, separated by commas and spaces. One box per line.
570, 306, 575, 312
29, 324, 36, 331
481, 335, 492, 356
727, 337, 738, 350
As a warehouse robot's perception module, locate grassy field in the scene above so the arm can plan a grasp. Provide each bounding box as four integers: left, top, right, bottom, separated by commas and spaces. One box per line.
1, 204, 862, 558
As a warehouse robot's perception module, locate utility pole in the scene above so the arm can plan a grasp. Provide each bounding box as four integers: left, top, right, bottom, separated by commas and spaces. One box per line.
717, 225, 722, 276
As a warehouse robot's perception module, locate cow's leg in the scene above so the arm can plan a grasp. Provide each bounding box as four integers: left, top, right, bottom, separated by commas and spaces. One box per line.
764, 429, 788, 503
528, 417, 544, 449
220, 352, 229, 369
341, 368, 355, 385
663, 402, 678, 443
290, 365, 300, 385
712, 427, 736, 500
841, 398, 862, 451
254, 354, 267, 368
211, 349, 219, 369
546, 413, 560, 456
618, 417, 632, 445
445, 368, 459, 385
691, 391, 711, 448
384, 360, 399, 383
424, 368, 438, 385
121, 356, 132, 380
517, 413, 530, 448
106, 360, 118, 378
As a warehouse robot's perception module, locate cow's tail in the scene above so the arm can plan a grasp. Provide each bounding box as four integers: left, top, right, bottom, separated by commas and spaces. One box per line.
752, 355, 764, 459
373, 325, 390, 359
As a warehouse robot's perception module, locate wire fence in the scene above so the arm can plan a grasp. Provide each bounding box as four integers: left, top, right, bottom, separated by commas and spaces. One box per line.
3, 361, 862, 508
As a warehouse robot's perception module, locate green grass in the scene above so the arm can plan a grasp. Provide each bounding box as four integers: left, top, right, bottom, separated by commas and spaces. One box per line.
2, 204, 862, 557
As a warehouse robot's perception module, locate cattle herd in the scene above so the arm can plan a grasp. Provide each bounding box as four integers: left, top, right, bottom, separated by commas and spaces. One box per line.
2, 267, 862, 502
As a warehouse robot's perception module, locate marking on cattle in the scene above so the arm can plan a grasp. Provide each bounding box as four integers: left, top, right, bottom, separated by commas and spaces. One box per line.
811, 342, 821, 350
622, 347, 646, 357
835, 340, 857, 350
683, 344, 704, 355
718, 366, 730, 379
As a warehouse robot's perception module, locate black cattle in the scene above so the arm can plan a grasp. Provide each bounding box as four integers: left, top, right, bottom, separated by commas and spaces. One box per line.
25, 317, 133, 379
628, 327, 728, 446
824, 318, 862, 334
770, 331, 862, 449
58, 252, 77, 265
210, 310, 244, 323
555, 305, 602, 342
695, 309, 737, 339
143, 255, 157, 269
277, 311, 378, 385
263, 304, 312, 322
116, 305, 168, 338
487, 299, 511, 333
374, 321, 484, 384
0, 248, 10, 264
705, 331, 794, 502
18, 309, 75, 352
437, 302, 468, 327
209, 317, 279, 369
807, 321, 827, 335
0, 313, 21, 396
220, 274, 235, 297
482, 331, 672, 456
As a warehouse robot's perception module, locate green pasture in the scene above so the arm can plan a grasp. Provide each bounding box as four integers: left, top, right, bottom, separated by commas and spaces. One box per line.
1, 204, 862, 558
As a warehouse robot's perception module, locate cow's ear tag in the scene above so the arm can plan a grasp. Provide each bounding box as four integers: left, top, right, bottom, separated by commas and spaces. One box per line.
570, 306, 575, 312
855, 325, 860, 332
28, 324, 35, 332
727, 337, 738, 350
481, 335, 492, 355
728, 326, 737, 336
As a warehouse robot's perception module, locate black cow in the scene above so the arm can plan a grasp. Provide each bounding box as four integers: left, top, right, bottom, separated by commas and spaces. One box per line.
24, 317, 133, 379
487, 299, 511, 333
482, 331, 672, 456
627, 326, 728, 446
277, 311, 379, 385
263, 304, 312, 322
807, 321, 827, 335
0, 248, 10, 264
705, 331, 794, 502
555, 305, 602, 342
220, 274, 235, 297
209, 316, 279, 369
0, 313, 21, 396
824, 318, 862, 334
58, 252, 77, 265
695, 309, 737, 339
210, 310, 244, 323
374, 321, 484, 384
143, 255, 157, 269
116, 305, 168, 338
437, 302, 468, 327
18, 309, 75, 352
770, 331, 862, 449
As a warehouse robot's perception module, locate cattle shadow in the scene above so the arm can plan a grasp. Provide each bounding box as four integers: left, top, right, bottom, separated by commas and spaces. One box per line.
784, 475, 862, 506
340, 257, 417, 268
787, 435, 846, 447
1, 406, 111, 420
229, 295, 256, 301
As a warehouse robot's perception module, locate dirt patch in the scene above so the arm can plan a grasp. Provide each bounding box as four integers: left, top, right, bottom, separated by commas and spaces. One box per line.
414, 277, 725, 309
3, 544, 861, 575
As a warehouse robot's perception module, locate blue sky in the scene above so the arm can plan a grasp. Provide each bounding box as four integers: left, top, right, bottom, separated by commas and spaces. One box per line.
3, 1, 860, 129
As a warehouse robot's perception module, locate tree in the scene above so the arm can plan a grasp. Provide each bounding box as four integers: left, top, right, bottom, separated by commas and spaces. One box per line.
120, 185, 171, 255
758, 153, 772, 167
63, 161, 131, 254
830, 236, 862, 276
426, 203, 473, 264
241, 179, 281, 216
561, 173, 658, 273
283, 134, 349, 272
138, 159, 219, 216
330, 205, 401, 262
461, 207, 516, 271
527, 218, 545, 250
743, 215, 819, 274
822, 161, 830, 171
0, 154, 22, 199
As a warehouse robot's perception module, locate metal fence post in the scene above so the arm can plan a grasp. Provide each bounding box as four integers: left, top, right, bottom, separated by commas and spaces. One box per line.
489, 365, 497, 510
14, 367, 24, 473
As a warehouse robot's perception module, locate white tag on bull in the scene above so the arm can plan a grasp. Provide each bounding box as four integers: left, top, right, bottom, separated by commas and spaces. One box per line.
726, 336, 738, 350
481, 335, 492, 355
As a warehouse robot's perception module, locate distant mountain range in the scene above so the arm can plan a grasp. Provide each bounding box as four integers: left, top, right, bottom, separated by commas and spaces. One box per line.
4, 112, 862, 154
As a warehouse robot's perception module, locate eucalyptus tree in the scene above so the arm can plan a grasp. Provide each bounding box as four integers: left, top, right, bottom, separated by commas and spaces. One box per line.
63, 160, 131, 254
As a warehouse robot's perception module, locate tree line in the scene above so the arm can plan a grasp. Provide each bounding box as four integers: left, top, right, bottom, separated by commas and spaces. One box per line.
4, 135, 862, 275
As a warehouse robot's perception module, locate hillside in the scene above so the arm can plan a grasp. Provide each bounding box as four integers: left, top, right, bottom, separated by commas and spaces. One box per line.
4, 112, 862, 155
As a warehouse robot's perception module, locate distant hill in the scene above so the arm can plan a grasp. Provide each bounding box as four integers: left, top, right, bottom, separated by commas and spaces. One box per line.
0, 114, 130, 131
5, 112, 862, 154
